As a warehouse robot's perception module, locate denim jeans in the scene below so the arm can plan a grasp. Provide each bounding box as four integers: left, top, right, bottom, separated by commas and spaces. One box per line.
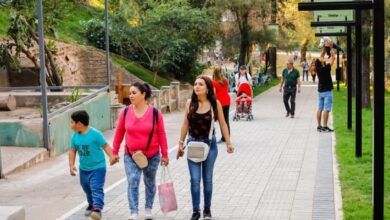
187, 135, 218, 211
124, 152, 160, 215
79, 167, 106, 210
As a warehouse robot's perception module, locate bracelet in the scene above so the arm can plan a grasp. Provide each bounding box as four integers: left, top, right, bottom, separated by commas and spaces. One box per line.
178, 140, 184, 144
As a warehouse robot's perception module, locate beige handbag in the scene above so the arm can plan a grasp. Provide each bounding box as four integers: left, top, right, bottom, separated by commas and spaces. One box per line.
124, 106, 158, 169
186, 109, 214, 163
132, 150, 148, 169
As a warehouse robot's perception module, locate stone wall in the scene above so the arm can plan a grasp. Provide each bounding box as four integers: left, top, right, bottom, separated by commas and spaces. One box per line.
4, 40, 144, 89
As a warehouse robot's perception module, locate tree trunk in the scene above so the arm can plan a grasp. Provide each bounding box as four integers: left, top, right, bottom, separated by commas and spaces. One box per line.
361, 54, 371, 108
300, 39, 308, 62
0, 94, 16, 111
238, 14, 250, 67
351, 46, 356, 97
361, 10, 371, 108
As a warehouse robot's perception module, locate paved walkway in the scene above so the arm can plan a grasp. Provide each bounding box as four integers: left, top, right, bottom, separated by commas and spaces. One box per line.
61, 83, 341, 220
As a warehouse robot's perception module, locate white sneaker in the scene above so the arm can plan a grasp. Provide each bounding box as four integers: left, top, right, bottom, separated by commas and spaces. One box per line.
129, 213, 138, 220
145, 208, 153, 219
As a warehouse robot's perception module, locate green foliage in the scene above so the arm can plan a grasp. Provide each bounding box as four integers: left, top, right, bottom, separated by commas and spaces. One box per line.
0, 43, 19, 68
84, 0, 217, 81
67, 88, 81, 102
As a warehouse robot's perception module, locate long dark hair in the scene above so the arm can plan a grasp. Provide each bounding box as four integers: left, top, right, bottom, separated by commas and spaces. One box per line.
188, 75, 218, 121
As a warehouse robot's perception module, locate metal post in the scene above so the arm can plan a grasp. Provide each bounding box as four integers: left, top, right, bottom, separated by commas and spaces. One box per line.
104, 0, 110, 88
347, 26, 352, 129
355, 9, 362, 158
336, 40, 340, 91
37, 0, 50, 151
373, 0, 385, 218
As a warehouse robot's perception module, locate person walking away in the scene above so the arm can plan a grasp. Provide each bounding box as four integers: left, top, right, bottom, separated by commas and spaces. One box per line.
212, 66, 231, 143
68, 110, 118, 220
279, 59, 301, 118
301, 59, 309, 81
310, 58, 317, 82
112, 82, 169, 219
176, 75, 234, 220
315, 48, 335, 132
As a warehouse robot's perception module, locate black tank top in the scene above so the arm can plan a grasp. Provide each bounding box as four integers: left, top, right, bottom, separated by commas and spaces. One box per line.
188, 110, 212, 139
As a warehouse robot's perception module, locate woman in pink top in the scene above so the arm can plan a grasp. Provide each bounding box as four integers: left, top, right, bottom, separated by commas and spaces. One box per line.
112, 82, 169, 219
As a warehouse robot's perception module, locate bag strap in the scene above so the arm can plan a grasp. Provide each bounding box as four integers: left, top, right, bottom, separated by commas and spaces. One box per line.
124, 106, 158, 155
208, 107, 214, 142
145, 107, 158, 151
160, 165, 173, 184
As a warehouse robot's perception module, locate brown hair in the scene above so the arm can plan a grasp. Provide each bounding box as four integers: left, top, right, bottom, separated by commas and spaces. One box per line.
188, 75, 218, 121
212, 66, 226, 87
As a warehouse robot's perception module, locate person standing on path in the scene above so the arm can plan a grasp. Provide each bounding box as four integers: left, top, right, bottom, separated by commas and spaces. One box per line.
212, 66, 231, 143
315, 49, 335, 132
279, 59, 301, 118
310, 58, 317, 83
176, 75, 234, 220
112, 82, 169, 220
301, 58, 309, 81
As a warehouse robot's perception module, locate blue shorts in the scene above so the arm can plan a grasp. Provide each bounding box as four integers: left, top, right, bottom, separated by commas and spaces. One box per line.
318, 91, 333, 112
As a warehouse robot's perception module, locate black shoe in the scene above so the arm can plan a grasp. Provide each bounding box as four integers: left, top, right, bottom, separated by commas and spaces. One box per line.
84, 204, 93, 216
90, 209, 102, 220
317, 126, 323, 132
286, 112, 290, 117
321, 127, 334, 132
203, 209, 212, 219
190, 210, 201, 220
290, 114, 294, 118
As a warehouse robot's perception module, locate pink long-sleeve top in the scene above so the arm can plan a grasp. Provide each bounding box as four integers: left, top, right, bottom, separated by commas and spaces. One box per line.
113, 105, 168, 158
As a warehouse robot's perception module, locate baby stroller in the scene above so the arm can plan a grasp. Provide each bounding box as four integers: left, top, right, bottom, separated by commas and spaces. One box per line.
233, 82, 253, 121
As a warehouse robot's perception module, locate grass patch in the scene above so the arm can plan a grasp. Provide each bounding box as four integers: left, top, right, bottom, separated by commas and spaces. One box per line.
110, 56, 171, 89
0, 8, 10, 38
253, 78, 280, 97
333, 86, 390, 219
57, 5, 101, 44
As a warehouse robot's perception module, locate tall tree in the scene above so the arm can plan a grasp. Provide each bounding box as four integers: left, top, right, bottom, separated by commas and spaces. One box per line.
214, 0, 271, 66
0, 0, 71, 86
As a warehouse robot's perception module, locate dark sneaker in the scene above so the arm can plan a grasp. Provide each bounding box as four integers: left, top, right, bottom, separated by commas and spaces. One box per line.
84, 204, 93, 216
90, 209, 102, 220
190, 210, 201, 220
290, 114, 294, 118
203, 209, 212, 219
321, 127, 334, 132
317, 126, 323, 132
285, 112, 290, 117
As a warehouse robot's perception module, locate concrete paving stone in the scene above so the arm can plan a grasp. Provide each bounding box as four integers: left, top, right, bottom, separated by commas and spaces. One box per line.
61, 84, 339, 220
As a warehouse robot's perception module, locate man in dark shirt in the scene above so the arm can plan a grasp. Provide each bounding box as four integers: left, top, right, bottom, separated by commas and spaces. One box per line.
279, 59, 301, 118
315, 48, 335, 132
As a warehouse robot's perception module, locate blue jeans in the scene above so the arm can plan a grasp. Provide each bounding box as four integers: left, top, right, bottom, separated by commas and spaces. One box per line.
79, 167, 106, 210
124, 153, 160, 215
187, 135, 218, 211
318, 90, 333, 112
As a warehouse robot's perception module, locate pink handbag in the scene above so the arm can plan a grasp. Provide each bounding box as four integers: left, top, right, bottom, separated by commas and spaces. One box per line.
158, 166, 178, 214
